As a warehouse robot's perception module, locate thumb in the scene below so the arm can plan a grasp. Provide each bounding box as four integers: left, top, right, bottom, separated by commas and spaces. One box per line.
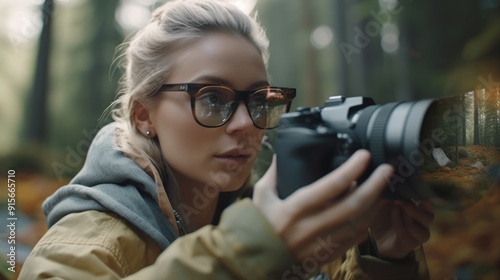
253, 155, 279, 204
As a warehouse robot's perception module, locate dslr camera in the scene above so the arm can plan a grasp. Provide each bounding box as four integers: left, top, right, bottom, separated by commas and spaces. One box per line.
275, 95, 494, 210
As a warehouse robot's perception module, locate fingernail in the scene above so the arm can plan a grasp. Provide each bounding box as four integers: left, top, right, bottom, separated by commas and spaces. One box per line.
380, 164, 394, 177
354, 149, 370, 159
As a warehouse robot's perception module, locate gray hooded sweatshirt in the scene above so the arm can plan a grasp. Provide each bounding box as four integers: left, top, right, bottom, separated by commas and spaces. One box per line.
42, 123, 177, 249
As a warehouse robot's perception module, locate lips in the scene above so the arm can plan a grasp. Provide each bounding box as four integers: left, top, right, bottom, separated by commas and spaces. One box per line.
214, 148, 253, 167
215, 148, 252, 158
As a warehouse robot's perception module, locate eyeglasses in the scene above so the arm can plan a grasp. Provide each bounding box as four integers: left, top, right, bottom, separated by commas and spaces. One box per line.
158, 83, 296, 129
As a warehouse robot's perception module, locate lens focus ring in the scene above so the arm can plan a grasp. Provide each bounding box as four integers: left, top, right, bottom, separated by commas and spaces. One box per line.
369, 103, 400, 166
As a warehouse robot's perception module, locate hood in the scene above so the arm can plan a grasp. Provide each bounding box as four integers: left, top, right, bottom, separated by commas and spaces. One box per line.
42, 123, 177, 249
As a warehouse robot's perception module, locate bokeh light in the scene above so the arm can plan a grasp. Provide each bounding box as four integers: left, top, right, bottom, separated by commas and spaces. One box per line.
115, 0, 151, 33
310, 25, 334, 49
381, 23, 399, 53
231, 0, 257, 15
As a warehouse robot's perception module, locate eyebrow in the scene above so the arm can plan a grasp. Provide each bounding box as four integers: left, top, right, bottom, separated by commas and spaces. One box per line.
190, 75, 270, 90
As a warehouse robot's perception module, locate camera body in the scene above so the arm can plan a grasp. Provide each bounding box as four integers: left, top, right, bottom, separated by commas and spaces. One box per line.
275, 95, 435, 201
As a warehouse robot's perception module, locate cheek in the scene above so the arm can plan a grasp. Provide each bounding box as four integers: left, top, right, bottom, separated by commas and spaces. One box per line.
159, 132, 209, 178
153, 100, 208, 167
245, 130, 266, 160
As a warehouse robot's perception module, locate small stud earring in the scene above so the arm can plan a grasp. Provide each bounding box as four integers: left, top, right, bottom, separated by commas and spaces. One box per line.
146, 130, 151, 137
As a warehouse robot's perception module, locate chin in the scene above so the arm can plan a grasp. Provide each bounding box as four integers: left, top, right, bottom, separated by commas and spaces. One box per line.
199, 168, 249, 192
213, 160, 253, 186
220, 173, 252, 193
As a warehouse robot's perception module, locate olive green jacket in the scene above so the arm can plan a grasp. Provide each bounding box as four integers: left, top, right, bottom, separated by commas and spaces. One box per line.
19, 199, 428, 280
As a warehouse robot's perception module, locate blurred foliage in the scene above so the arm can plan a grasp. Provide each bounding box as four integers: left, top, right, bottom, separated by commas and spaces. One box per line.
425, 184, 500, 280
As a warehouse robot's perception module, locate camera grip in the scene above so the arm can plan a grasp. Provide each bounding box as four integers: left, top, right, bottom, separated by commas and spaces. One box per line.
276, 128, 336, 199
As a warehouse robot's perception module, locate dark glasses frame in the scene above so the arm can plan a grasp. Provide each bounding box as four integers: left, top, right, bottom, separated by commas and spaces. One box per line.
158, 83, 296, 129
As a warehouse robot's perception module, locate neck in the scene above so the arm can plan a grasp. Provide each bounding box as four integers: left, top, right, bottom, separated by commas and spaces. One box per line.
177, 180, 220, 230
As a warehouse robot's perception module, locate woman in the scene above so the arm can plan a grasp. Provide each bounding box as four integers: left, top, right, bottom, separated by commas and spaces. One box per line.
19, 0, 434, 279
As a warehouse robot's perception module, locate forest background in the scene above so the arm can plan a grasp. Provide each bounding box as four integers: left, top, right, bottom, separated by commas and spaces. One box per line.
1, 0, 500, 279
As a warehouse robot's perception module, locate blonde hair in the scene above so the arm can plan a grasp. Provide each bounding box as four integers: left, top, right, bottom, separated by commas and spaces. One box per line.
110, 0, 269, 226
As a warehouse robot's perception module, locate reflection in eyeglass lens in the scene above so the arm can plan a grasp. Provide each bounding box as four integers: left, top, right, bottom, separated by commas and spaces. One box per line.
251, 89, 289, 128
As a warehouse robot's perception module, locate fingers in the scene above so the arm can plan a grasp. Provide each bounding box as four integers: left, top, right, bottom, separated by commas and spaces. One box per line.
254, 150, 399, 265
318, 163, 394, 227
291, 202, 375, 262
289, 164, 393, 248
287, 150, 373, 210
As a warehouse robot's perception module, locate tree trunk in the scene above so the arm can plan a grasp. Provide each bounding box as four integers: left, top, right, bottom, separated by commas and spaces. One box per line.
301, 0, 320, 106
473, 90, 480, 145
25, 0, 55, 144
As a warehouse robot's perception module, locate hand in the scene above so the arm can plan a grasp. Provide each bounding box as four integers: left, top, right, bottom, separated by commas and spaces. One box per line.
369, 199, 434, 260
253, 150, 394, 264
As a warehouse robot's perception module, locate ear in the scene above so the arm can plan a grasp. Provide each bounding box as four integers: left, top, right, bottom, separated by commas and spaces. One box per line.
133, 101, 156, 138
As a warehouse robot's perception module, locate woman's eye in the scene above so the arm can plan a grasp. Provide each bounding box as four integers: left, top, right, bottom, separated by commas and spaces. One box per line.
199, 92, 222, 105
208, 93, 218, 103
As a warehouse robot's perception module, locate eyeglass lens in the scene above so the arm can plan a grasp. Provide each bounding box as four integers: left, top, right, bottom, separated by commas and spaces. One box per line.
193, 86, 289, 128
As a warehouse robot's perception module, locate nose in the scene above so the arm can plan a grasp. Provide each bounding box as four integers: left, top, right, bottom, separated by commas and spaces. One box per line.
225, 102, 255, 133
